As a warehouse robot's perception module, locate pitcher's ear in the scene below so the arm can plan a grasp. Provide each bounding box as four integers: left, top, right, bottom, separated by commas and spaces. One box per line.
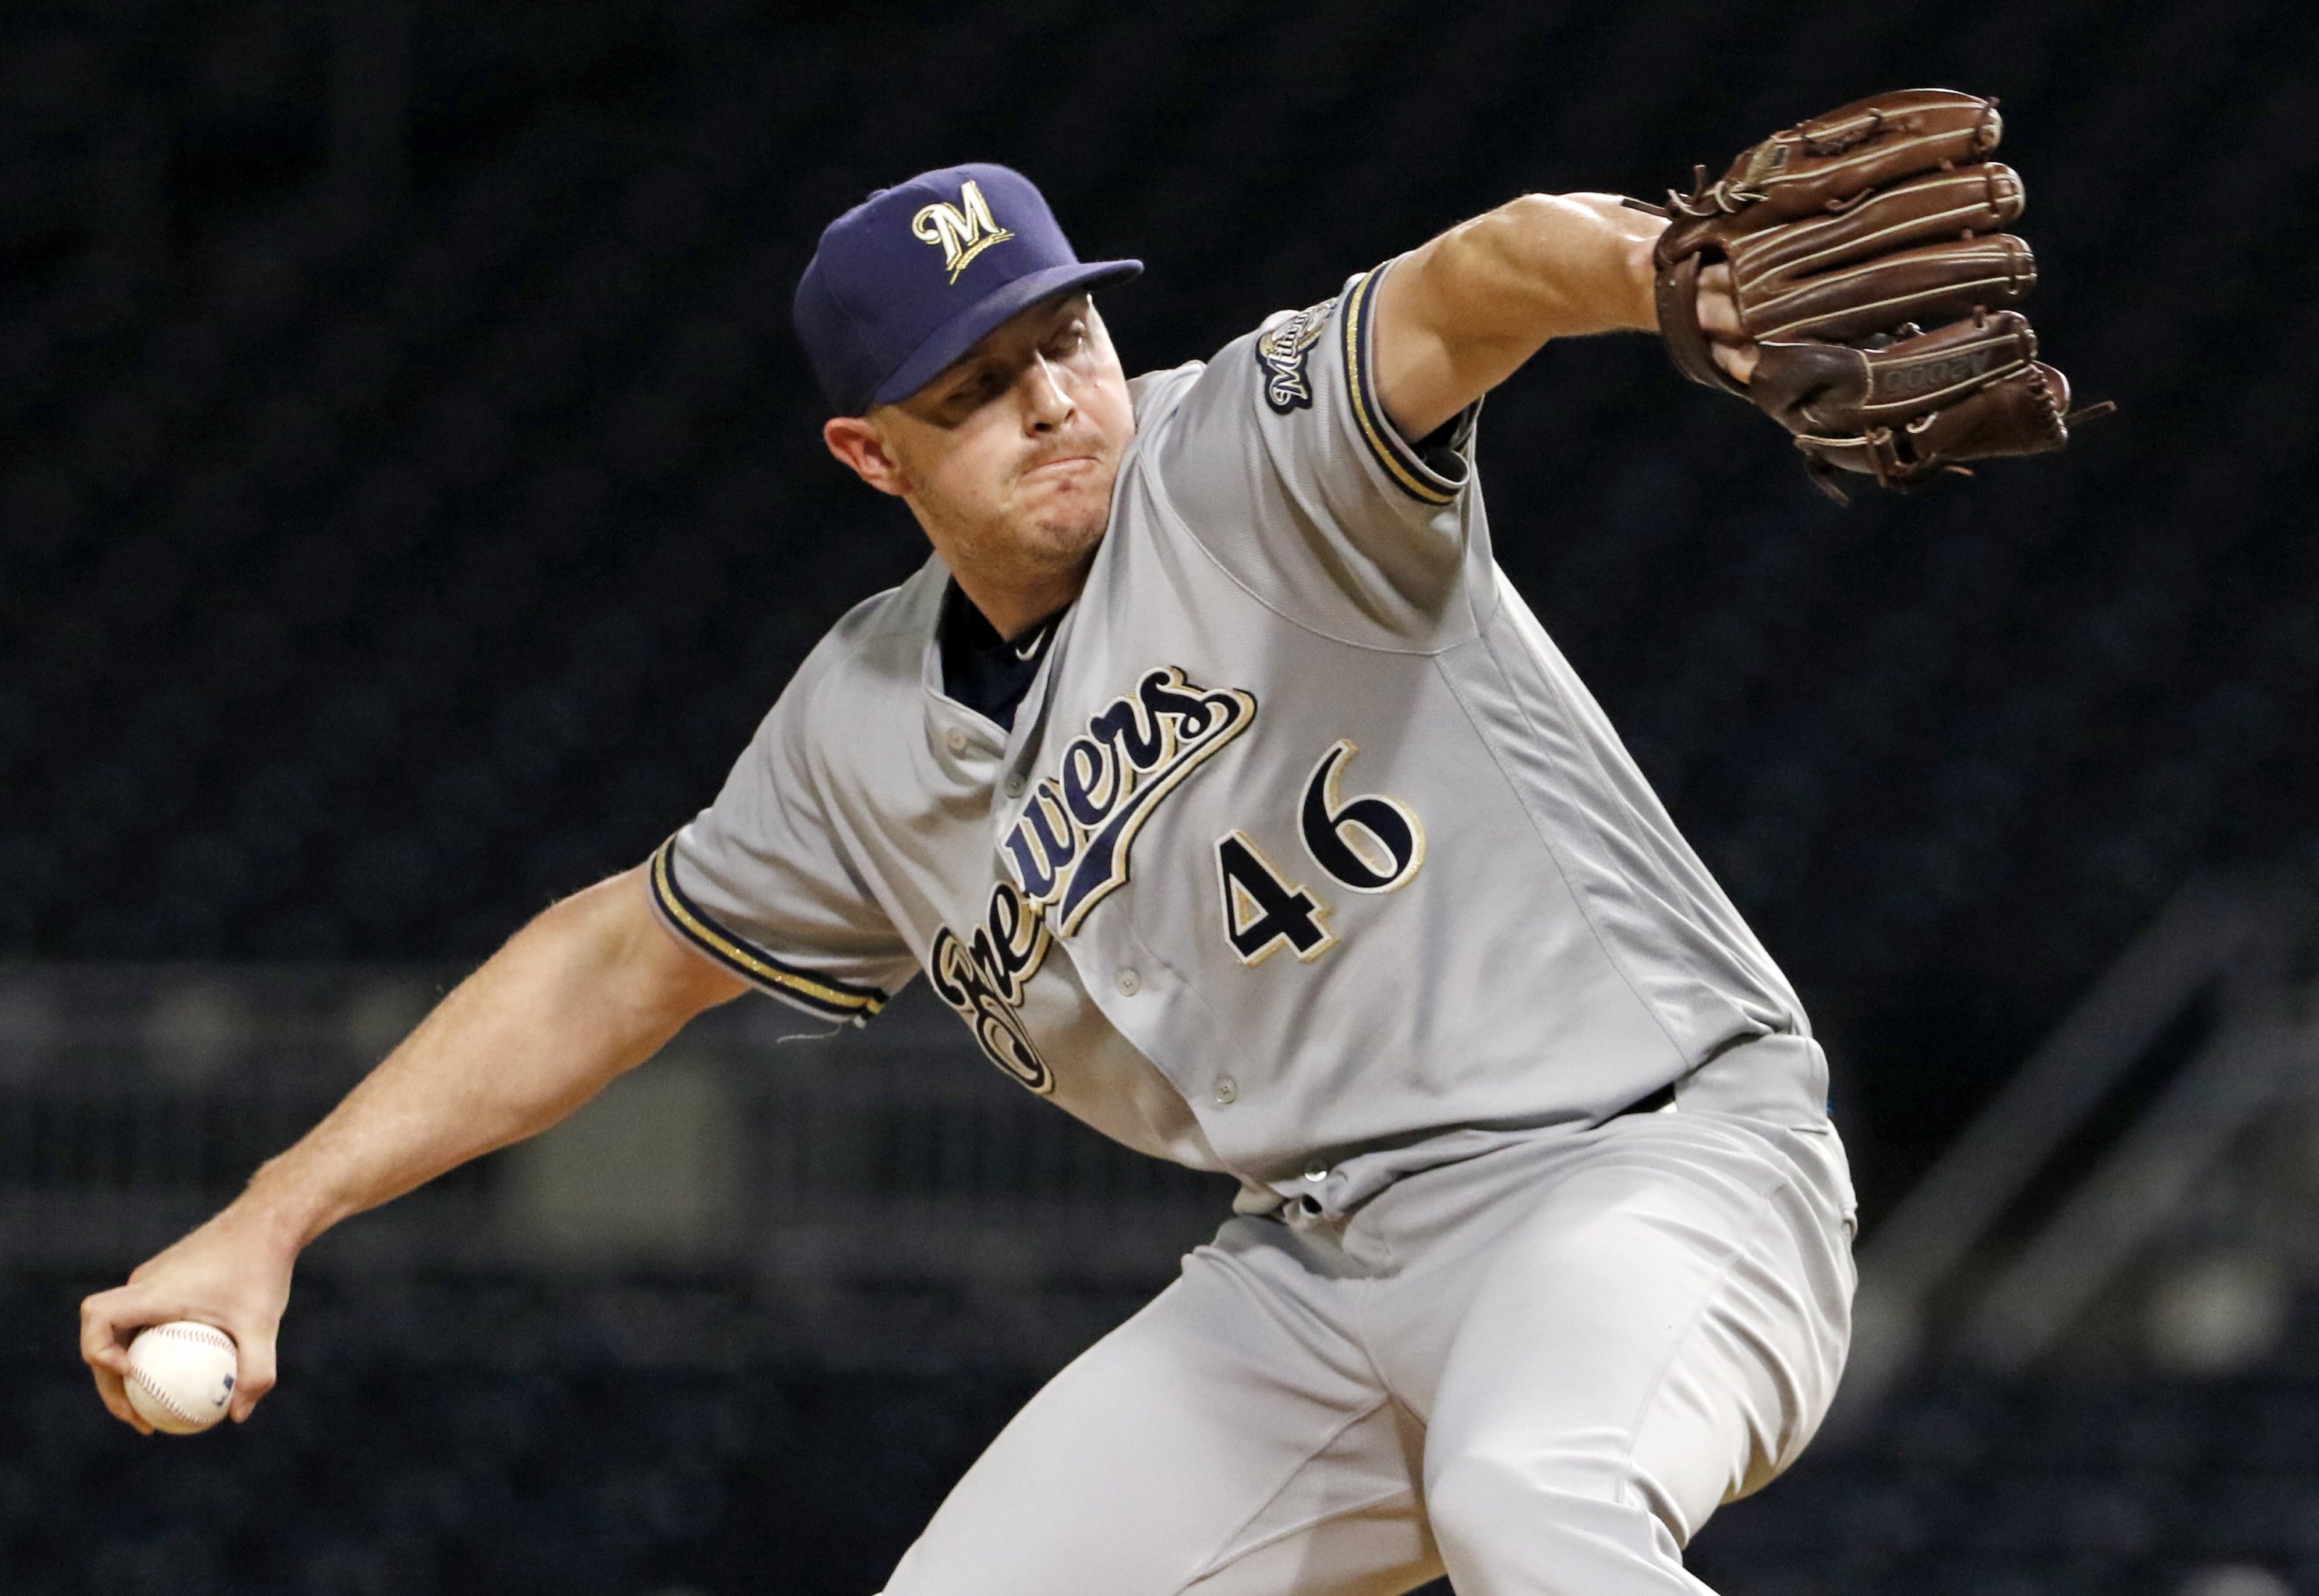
823, 414, 910, 497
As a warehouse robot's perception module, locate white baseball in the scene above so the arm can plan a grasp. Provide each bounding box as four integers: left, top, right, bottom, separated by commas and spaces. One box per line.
125, 1321, 240, 1435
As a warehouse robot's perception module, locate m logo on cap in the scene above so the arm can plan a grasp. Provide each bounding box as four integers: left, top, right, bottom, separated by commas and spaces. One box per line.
912, 179, 1016, 284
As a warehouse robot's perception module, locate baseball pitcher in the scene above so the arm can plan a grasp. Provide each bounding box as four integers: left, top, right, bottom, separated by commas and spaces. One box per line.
89, 94, 2089, 1593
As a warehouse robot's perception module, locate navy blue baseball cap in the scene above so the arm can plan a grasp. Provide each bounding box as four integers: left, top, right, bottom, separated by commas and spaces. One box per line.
793, 163, 1141, 416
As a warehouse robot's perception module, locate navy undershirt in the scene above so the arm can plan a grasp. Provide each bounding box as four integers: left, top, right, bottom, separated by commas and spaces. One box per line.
938, 581, 1063, 731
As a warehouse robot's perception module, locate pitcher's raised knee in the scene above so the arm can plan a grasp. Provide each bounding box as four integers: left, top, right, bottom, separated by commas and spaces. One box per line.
1426, 1446, 1697, 1596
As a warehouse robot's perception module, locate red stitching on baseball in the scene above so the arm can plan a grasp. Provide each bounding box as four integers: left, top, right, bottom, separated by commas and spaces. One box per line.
129, 1366, 201, 1425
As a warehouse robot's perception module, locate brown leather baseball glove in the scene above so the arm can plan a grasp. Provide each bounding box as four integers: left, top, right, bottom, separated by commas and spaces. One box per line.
1650, 88, 2109, 502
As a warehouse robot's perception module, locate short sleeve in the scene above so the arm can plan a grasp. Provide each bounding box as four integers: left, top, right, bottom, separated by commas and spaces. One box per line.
649, 661, 917, 1026
1139, 256, 1485, 641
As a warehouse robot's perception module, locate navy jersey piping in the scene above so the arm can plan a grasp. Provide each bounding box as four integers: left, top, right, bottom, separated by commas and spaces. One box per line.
649, 837, 888, 1022
1342, 266, 1472, 507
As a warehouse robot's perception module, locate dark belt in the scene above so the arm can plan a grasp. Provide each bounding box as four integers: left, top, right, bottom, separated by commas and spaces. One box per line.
1612, 1082, 1677, 1119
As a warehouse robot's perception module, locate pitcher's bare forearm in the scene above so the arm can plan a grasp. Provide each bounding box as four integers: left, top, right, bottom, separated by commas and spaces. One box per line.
81, 865, 744, 1429
1372, 192, 1665, 440
243, 867, 747, 1248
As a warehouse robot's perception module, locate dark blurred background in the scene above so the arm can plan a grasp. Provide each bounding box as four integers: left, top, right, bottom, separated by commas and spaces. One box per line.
4, 2, 2316, 1593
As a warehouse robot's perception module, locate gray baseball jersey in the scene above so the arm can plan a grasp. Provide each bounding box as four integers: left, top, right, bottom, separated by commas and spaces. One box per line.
652, 260, 1815, 1218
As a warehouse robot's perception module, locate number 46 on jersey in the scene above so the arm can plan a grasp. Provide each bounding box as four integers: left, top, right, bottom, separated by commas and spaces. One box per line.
1216, 740, 1425, 966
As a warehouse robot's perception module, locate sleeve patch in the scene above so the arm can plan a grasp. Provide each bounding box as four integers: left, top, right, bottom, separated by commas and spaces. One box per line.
649, 838, 888, 1022
1254, 298, 1337, 415
1342, 267, 1469, 507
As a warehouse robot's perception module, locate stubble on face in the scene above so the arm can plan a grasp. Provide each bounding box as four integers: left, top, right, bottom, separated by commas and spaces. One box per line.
908, 425, 1115, 581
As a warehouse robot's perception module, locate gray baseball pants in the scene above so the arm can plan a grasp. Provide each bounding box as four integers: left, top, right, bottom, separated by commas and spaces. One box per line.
879, 1044, 1856, 1595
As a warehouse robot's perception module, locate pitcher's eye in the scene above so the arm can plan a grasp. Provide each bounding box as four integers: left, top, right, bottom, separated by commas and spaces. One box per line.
943, 369, 1003, 415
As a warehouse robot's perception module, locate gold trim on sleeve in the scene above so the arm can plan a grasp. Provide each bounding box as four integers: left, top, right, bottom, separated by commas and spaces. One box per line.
1341, 268, 1465, 507
650, 839, 886, 1018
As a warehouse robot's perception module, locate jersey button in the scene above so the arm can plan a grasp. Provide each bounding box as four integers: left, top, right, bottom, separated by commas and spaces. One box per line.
1115, 968, 1140, 996
1211, 1075, 1239, 1105
1303, 1162, 1329, 1182
944, 727, 969, 755
1003, 772, 1027, 798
